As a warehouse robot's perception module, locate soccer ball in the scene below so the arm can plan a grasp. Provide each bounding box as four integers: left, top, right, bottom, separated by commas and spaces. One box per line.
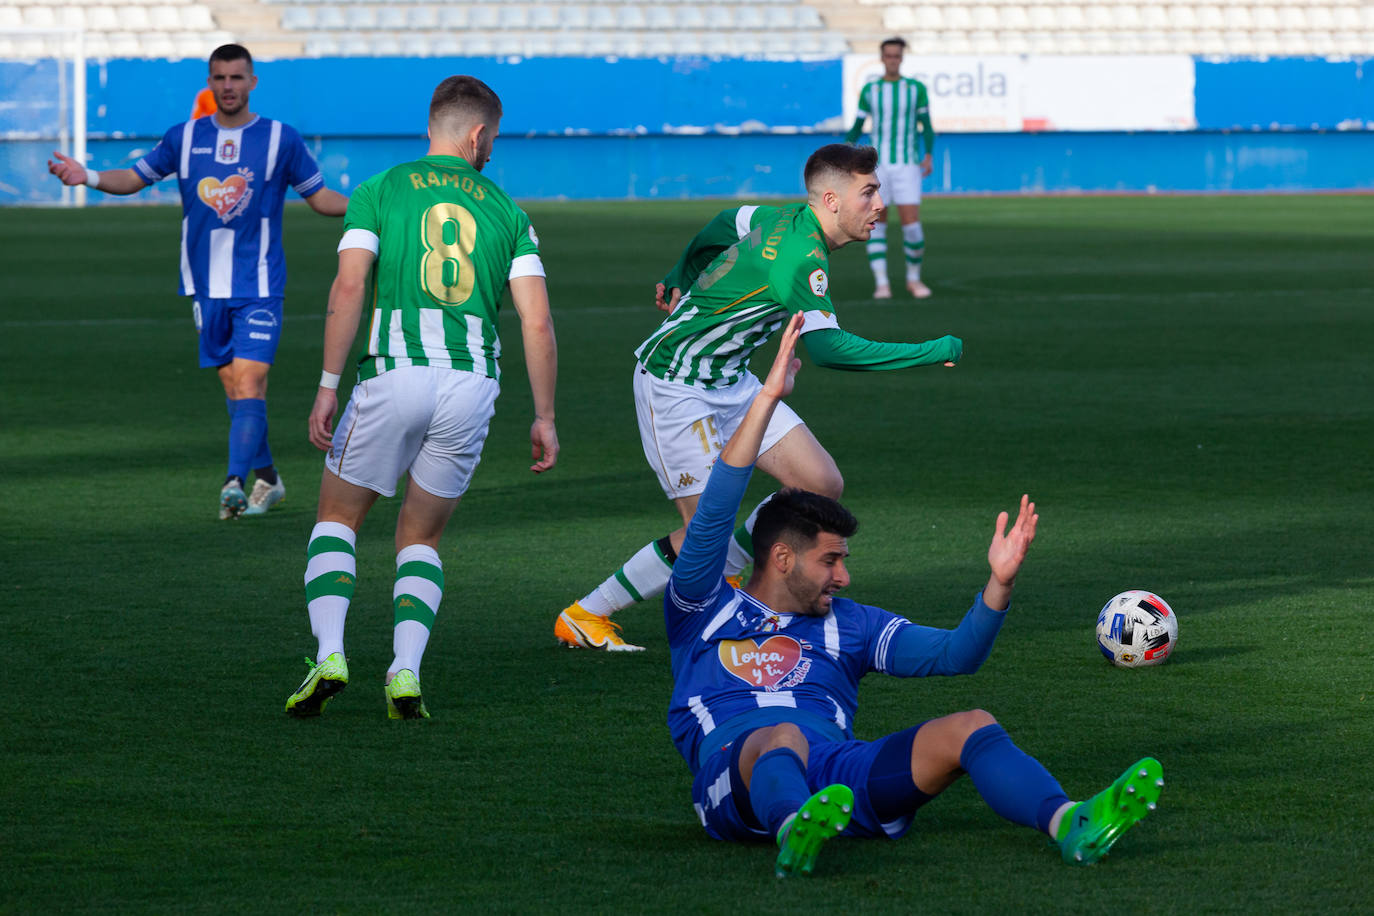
1095, 591, 1178, 668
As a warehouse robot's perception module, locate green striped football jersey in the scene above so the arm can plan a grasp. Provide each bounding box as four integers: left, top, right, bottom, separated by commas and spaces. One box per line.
856, 78, 934, 166
635, 203, 840, 389
344, 154, 540, 382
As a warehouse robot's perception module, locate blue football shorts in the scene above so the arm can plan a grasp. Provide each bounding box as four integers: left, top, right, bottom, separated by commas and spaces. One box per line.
193, 296, 283, 368
691, 722, 933, 842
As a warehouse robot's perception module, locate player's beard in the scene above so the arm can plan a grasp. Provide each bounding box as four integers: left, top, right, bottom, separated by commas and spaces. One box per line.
215, 93, 246, 117
784, 566, 836, 617
473, 134, 494, 171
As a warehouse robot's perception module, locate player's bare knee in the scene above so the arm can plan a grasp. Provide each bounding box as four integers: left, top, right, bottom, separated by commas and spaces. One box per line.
957, 708, 997, 738
760, 722, 809, 755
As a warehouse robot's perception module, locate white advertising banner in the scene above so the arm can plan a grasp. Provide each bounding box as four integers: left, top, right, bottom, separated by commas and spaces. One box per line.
842, 54, 1027, 132
842, 54, 1196, 132
1022, 56, 1197, 131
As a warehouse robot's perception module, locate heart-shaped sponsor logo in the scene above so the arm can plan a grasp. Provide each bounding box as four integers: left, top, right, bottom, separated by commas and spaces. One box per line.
718, 636, 802, 689
197, 174, 248, 219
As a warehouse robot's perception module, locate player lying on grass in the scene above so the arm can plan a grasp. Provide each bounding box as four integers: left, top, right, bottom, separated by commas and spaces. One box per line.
555, 143, 962, 651
667, 312, 1164, 877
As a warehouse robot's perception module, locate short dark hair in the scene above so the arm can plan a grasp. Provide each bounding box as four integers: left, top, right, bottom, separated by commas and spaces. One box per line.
208, 44, 252, 71
752, 489, 859, 560
803, 143, 878, 195
430, 75, 503, 130
881, 37, 908, 53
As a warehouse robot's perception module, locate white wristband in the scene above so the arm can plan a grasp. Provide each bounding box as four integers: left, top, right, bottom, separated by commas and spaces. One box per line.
84, 169, 102, 190
319, 370, 341, 390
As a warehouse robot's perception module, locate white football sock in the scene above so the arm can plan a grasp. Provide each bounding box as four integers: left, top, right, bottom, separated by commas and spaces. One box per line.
304, 521, 356, 662
390, 543, 443, 676
578, 538, 673, 615
903, 221, 925, 282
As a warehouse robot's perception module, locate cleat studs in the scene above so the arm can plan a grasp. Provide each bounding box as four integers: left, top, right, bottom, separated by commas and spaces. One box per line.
819, 795, 829, 803
1075, 852, 1084, 862
1156, 778, 1165, 787
1147, 802, 1157, 811
842, 804, 851, 814
801, 811, 811, 821
1126, 785, 1136, 794
1139, 769, 1148, 778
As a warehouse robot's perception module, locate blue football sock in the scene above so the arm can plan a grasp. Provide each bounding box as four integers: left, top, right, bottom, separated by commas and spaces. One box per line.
960, 723, 1071, 834
251, 423, 274, 479
748, 748, 812, 838
227, 398, 267, 483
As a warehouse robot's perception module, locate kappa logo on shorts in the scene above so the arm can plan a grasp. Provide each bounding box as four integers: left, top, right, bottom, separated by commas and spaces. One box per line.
809, 269, 829, 297
677, 472, 698, 488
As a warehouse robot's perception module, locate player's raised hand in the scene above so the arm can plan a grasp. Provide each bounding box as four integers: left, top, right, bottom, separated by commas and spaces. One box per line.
308, 388, 338, 451
47, 150, 87, 186
654, 282, 682, 314
529, 417, 559, 473
986, 494, 1038, 601
761, 311, 805, 401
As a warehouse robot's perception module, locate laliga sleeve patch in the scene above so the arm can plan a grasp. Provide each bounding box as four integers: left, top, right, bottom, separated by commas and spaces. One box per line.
809, 269, 829, 297
528, 224, 540, 247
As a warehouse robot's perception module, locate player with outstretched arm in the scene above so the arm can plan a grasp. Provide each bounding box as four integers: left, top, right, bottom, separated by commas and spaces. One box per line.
555, 144, 962, 652
664, 311, 1164, 877
284, 75, 558, 720
48, 44, 349, 519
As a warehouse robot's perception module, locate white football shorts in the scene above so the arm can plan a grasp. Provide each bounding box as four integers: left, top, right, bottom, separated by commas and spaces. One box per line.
325, 365, 499, 499
634, 365, 804, 500
877, 162, 922, 206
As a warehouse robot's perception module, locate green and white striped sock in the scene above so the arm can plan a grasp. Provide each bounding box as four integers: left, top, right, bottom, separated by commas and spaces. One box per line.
579, 538, 674, 615
304, 521, 356, 663
903, 221, 925, 282
391, 544, 443, 677
867, 221, 888, 285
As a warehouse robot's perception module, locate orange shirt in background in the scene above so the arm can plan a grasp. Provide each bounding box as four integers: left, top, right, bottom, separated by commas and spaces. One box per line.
191, 87, 217, 119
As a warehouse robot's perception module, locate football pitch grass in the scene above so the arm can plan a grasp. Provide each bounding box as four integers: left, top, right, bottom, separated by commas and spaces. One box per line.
2, 194, 1370, 913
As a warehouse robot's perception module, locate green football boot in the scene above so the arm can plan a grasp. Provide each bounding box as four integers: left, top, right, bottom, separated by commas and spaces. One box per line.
1058, 757, 1164, 865
284, 652, 349, 717
774, 784, 853, 878
385, 669, 430, 720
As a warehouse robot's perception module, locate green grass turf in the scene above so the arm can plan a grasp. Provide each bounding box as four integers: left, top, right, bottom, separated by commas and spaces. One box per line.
2, 194, 1371, 913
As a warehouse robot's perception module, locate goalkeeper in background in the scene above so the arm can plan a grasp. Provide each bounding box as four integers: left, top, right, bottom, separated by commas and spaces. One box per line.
845, 37, 936, 300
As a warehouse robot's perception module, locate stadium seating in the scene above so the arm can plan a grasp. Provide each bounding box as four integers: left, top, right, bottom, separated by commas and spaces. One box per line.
0, 0, 1370, 60
280, 1, 846, 58
0, 0, 231, 59
859, 0, 1374, 56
